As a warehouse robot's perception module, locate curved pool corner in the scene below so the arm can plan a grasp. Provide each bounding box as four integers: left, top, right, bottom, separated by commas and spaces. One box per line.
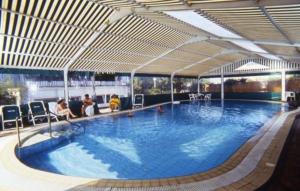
1, 102, 299, 191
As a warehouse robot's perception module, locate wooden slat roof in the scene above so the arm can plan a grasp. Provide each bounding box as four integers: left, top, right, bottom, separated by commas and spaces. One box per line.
1, 0, 299, 76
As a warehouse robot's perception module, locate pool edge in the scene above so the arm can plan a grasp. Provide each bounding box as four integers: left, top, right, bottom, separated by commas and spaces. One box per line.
0, 102, 299, 190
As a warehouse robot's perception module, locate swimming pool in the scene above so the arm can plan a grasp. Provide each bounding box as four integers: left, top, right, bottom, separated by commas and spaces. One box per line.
20, 100, 283, 180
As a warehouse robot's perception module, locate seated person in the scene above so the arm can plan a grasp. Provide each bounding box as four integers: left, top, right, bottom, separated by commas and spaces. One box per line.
81, 94, 93, 116
109, 94, 120, 112
57, 99, 77, 118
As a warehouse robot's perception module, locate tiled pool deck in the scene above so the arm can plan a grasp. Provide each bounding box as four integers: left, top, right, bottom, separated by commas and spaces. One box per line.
0, 102, 299, 191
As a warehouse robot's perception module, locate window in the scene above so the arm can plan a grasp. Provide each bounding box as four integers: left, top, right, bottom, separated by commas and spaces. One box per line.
134, 76, 171, 95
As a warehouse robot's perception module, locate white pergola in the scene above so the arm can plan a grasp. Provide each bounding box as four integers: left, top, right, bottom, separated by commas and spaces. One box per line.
1, 0, 300, 102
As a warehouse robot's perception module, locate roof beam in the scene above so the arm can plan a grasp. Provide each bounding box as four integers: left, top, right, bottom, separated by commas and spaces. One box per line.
0, 8, 98, 32
134, 0, 255, 12
259, 5, 300, 54
134, 0, 300, 12
171, 50, 240, 76
1, 51, 71, 60
209, 37, 300, 48
63, 8, 132, 71
131, 36, 208, 73
259, 6, 294, 44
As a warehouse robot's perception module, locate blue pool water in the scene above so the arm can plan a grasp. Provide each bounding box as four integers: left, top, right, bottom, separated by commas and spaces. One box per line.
21, 100, 283, 179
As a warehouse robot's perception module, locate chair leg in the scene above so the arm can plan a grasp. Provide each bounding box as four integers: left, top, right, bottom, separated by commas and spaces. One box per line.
20, 119, 24, 128
32, 116, 36, 126
2, 121, 5, 130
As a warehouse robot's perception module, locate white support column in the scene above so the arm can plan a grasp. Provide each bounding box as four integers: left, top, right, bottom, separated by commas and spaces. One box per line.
92, 72, 96, 98
171, 73, 175, 103
171, 50, 239, 76
210, 36, 300, 48
63, 68, 69, 102
281, 70, 286, 102
62, 8, 132, 102
132, 36, 207, 74
131, 71, 135, 105
221, 66, 224, 100
197, 74, 200, 94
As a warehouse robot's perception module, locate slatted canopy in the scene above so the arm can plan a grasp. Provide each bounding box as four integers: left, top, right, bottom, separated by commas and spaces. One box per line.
1, 0, 299, 77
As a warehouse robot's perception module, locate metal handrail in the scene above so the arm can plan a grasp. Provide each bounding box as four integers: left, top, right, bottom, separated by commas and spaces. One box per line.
16, 117, 21, 148
48, 111, 86, 136
15, 112, 86, 148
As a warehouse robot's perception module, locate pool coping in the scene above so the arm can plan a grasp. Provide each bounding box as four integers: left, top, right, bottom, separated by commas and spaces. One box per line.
0, 100, 299, 190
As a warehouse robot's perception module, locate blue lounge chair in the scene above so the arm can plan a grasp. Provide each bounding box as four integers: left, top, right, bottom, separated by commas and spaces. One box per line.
28, 101, 48, 126
1, 105, 23, 130
133, 94, 144, 108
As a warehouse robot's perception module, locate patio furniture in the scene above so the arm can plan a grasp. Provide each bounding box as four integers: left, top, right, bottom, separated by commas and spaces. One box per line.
28, 101, 48, 126
85, 104, 95, 116
189, 93, 196, 101
0, 105, 23, 130
197, 93, 205, 100
48, 102, 67, 121
133, 94, 144, 108
204, 93, 212, 100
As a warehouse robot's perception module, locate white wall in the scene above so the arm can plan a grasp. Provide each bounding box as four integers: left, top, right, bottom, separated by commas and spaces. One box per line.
27, 86, 129, 101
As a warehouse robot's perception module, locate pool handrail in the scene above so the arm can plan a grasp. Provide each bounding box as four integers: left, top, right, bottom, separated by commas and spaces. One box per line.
48, 111, 86, 137
15, 111, 86, 148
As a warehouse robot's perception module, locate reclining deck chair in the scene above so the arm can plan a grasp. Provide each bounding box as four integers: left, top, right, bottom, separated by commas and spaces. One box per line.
133, 94, 144, 108
204, 93, 212, 100
28, 101, 48, 126
1, 105, 23, 130
48, 102, 68, 121
189, 93, 196, 101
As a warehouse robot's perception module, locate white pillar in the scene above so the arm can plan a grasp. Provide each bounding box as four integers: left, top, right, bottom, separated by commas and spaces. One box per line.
130, 71, 135, 105
281, 70, 286, 101
63, 68, 69, 103
197, 74, 200, 93
171, 74, 174, 103
91, 72, 96, 98
221, 66, 224, 100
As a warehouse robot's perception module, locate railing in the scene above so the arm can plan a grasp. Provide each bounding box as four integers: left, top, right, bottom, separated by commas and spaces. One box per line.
15, 112, 86, 148
26, 80, 129, 88
47, 111, 86, 138
16, 117, 21, 148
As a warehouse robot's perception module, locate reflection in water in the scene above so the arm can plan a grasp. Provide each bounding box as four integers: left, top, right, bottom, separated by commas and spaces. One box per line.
21, 100, 282, 179
88, 135, 142, 165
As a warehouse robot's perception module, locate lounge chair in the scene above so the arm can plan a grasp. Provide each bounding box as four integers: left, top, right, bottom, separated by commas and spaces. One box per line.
99, 95, 120, 114
85, 104, 95, 116
204, 93, 212, 100
28, 101, 48, 126
96, 95, 109, 108
197, 93, 205, 100
0, 105, 23, 130
133, 94, 144, 108
189, 94, 196, 101
48, 102, 68, 121
285, 91, 296, 101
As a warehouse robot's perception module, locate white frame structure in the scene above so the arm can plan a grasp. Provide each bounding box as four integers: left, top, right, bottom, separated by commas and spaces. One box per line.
1, 0, 300, 104
200, 58, 300, 102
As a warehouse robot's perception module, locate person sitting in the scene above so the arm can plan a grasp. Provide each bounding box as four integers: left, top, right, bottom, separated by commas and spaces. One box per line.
57, 99, 77, 119
109, 94, 120, 112
81, 94, 93, 116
